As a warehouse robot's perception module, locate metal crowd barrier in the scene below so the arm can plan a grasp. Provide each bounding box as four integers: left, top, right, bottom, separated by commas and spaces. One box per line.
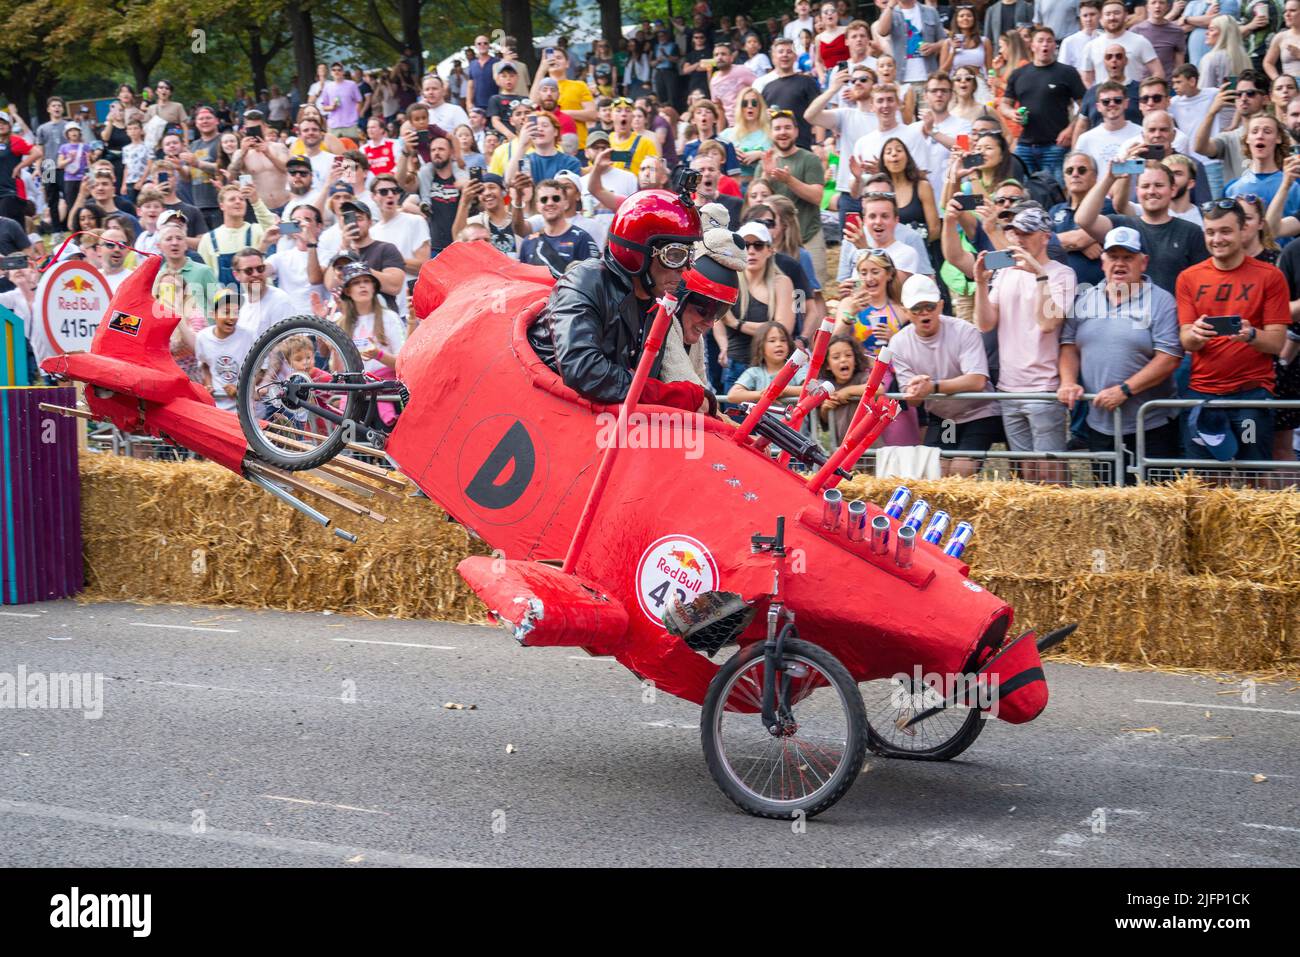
875, 391, 1127, 487
1133, 398, 1300, 485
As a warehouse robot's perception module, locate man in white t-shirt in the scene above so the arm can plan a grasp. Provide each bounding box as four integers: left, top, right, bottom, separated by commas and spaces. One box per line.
851, 83, 929, 175
193, 290, 255, 412
99, 222, 134, 293
911, 72, 971, 202
782, 0, 817, 53
889, 274, 1000, 477
1075, 80, 1142, 172
233, 248, 296, 338
420, 73, 470, 132
806, 65, 879, 214
1168, 64, 1223, 163
1061, 0, 1103, 70
367, 172, 429, 314
266, 205, 326, 314
580, 131, 637, 215
1080, 0, 1163, 85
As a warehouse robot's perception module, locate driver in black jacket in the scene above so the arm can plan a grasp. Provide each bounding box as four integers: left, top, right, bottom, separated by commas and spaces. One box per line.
528, 187, 709, 410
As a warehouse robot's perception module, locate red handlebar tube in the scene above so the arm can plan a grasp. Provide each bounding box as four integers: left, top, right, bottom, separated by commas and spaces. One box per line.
732, 348, 809, 445
826, 398, 900, 490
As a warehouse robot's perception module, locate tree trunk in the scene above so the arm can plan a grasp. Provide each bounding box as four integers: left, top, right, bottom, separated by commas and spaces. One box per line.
247, 28, 270, 97
124, 40, 164, 90
599, 0, 622, 50
399, 0, 422, 73
500, 0, 537, 75
286, 0, 317, 101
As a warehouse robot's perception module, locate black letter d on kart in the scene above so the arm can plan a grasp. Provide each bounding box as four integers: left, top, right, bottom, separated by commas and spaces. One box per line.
465, 419, 535, 509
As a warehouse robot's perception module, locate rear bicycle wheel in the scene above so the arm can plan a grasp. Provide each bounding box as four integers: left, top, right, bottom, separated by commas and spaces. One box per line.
860, 674, 985, 761
702, 638, 867, 819
237, 315, 364, 471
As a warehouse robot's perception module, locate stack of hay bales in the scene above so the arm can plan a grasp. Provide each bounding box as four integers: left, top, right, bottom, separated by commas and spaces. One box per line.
79, 455, 490, 621
839, 475, 1298, 671
79, 457, 1299, 672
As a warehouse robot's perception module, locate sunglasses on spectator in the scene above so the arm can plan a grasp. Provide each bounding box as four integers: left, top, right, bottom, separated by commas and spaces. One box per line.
909, 302, 939, 313
1138, 94, 1165, 103
851, 77, 873, 85
374, 187, 401, 196
537, 195, 564, 205
652, 242, 693, 269
239, 264, 266, 274
993, 195, 1018, 205
743, 240, 769, 250
741, 99, 761, 107
1063, 165, 1091, 174
1237, 88, 1262, 96
289, 168, 311, 175
1199, 199, 1239, 212
863, 190, 896, 200
1099, 97, 1125, 106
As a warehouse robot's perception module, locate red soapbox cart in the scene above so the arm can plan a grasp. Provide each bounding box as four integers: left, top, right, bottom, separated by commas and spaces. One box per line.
41, 238, 1073, 819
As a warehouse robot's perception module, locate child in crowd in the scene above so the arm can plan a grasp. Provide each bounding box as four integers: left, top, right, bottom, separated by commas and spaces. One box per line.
724, 320, 806, 405
817, 333, 870, 446
193, 290, 254, 411
57, 125, 92, 210
121, 120, 150, 204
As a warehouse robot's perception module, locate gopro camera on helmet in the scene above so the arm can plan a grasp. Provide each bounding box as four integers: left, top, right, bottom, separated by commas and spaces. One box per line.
670, 165, 701, 206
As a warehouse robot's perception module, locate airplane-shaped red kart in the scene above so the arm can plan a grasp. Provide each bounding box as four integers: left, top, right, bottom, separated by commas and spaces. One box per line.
41, 234, 1073, 820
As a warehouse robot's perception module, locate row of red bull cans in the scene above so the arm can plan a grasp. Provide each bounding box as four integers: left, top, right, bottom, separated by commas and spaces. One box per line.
884, 486, 973, 559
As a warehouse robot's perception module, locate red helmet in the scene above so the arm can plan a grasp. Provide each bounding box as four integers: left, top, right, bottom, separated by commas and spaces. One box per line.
607, 189, 702, 276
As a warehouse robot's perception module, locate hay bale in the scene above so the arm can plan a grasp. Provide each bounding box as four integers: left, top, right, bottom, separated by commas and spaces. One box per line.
1187, 484, 1300, 583
838, 474, 1189, 577
79, 455, 489, 621
976, 571, 1295, 672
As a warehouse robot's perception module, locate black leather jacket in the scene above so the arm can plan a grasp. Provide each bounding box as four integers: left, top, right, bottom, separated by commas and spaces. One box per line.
528, 254, 664, 405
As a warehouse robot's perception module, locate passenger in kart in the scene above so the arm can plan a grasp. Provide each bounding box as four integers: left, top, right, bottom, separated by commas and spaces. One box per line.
659, 216, 745, 414
528, 187, 712, 411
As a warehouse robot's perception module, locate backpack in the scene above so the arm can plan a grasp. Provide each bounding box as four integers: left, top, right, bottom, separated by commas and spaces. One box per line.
1023, 170, 1066, 210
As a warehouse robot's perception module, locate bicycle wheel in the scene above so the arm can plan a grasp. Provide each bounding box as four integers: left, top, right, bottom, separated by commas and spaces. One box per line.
237, 315, 364, 472
860, 674, 985, 761
702, 638, 867, 819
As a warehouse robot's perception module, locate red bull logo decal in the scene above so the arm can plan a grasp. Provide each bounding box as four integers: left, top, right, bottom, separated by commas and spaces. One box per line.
61, 276, 94, 293
107, 311, 143, 337
636, 534, 718, 625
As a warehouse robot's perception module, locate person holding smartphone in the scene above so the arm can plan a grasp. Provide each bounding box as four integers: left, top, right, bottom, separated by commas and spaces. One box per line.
1177, 199, 1290, 466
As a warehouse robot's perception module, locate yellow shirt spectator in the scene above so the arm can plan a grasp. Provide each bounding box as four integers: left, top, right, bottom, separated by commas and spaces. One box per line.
607, 130, 658, 174
556, 78, 594, 148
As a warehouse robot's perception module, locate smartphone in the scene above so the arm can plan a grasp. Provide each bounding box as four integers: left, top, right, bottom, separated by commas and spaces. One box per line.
1225, 75, 1238, 91
953, 34, 965, 44
0, 254, 29, 270
239, 174, 253, 186
416, 129, 431, 147
342, 210, 358, 228
983, 249, 1017, 271
955, 193, 981, 210
544, 47, 555, 58
278, 221, 302, 235
1113, 159, 1146, 175
845, 212, 862, 232
469, 166, 483, 182
1143, 144, 1166, 161
1205, 314, 1242, 336
245, 125, 262, 139
955, 133, 970, 152
962, 153, 983, 170
157, 170, 170, 184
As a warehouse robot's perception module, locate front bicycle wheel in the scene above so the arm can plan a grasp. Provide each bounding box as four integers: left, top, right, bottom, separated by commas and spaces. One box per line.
237, 315, 364, 471
702, 638, 867, 819
860, 674, 985, 761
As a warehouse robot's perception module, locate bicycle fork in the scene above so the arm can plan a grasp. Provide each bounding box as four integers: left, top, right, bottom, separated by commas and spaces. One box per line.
751, 517, 799, 736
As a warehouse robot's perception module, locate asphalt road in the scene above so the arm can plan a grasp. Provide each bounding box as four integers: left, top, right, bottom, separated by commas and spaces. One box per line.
0, 600, 1296, 867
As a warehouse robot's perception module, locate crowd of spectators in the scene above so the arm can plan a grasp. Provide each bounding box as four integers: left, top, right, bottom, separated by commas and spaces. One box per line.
1, 0, 1298, 482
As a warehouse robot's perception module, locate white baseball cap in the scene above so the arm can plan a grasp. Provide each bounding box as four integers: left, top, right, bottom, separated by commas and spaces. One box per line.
901, 274, 942, 309
1102, 225, 1143, 253
736, 222, 772, 244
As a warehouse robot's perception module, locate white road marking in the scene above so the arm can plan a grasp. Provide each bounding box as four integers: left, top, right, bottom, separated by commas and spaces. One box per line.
567, 655, 615, 662
0, 611, 40, 618
328, 638, 455, 650
262, 795, 387, 815
1241, 823, 1300, 835
127, 622, 240, 634
0, 797, 473, 867
1135, 698, 1300, 717
126, 678, 353, 704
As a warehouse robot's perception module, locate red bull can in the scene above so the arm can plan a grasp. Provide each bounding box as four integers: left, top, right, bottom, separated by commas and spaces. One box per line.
943, 521, 974, 559
846, 500, 867, 542
922, 510, 951, 545
902, 500, 930, 532
884, 485, 911, 520
869, 515, 890, 555
821, 488, 843, 531
895, 524, 916, 568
